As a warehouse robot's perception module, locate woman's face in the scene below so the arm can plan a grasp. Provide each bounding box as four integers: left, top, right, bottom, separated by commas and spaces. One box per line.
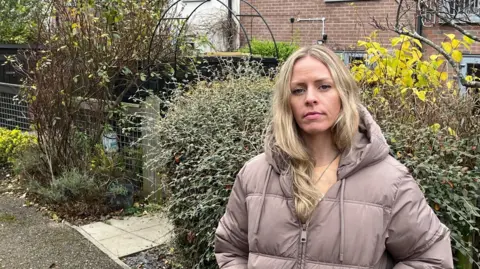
289, 56, 342, 137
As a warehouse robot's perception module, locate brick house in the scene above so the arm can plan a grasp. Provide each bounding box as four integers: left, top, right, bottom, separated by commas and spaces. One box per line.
238, 0, 480, 79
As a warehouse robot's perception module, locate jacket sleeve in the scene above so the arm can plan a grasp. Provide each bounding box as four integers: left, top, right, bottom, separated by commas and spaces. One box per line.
386, 174, 454, 269
215, 166, 249, 269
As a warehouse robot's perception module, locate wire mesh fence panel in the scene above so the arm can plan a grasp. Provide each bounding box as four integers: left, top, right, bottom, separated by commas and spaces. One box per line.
0, 84, 144, 186
112, 115, 143, 181
72, 106, 144, 186
0, 85, 30, 131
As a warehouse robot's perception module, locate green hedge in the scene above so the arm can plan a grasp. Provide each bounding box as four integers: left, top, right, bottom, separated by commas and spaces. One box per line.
239, 39, 299, 61
382, 123, 479, 264
0, 128, 36, 166
141, 61, 272, 268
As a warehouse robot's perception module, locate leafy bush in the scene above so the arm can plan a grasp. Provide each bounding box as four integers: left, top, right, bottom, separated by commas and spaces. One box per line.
382, 123, 479, 263
27, 163, 134, 216
3, 0, 190, 219
12, 144, 45, 180
17, 131, 137, 216
29, 169, 103, 204
239, 39, 299, 61
140, 60, 273, 268
0, 128, 36, 166
352, 32, 467, 99
0, 0, 40, 43
356, 32, 480, 265
9, 0, 181, 183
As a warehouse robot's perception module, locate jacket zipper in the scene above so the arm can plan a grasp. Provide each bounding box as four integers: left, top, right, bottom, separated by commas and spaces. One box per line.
297, 199, 322, 268
301, 224, 307, 268
298, 223, 307, 269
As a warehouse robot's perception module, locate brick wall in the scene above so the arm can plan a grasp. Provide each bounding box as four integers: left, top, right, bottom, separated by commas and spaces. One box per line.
238, 0, 480, 81
239, 0, 404, 51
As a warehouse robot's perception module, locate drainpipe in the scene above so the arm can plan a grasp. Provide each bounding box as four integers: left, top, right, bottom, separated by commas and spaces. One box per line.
228, 0, 233, 18
416, 14, 423, 49
228, 0, 234, 50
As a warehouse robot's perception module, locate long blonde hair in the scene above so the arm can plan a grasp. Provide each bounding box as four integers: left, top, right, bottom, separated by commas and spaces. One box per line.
271, 45, 360, 223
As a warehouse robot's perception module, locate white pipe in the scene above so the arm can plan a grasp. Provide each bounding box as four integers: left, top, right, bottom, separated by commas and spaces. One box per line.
297, 17, 325, 22
297, 17, 326, 36
322, 17, 325, 36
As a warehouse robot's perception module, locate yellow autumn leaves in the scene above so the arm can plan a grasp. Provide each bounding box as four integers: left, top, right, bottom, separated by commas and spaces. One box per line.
441, 34, 474, 63
351, 31, 471, 103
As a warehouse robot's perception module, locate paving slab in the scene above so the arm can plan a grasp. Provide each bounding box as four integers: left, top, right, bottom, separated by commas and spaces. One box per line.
80, 222, 125, 240
99, 233, 157, 258
106, 214, 168, 232
131, 224, 173, 244
79, 213, 173, 258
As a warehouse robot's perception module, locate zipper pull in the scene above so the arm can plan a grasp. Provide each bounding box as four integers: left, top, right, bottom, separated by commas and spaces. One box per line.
301, 226, 307, 243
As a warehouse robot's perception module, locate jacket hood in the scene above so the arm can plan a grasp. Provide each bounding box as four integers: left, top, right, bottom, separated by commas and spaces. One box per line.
264, 104, 391, 180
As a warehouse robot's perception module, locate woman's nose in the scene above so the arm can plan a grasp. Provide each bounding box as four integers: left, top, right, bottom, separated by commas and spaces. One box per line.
305, 87, 318, 105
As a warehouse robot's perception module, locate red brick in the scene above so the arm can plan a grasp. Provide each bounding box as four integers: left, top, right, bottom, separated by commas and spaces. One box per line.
239, 0, 480, 56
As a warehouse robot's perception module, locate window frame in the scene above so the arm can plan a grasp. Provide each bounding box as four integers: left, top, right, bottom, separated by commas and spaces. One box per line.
336, 51, 367, 66
459, 54, 480, 94
440, 0, 480, 24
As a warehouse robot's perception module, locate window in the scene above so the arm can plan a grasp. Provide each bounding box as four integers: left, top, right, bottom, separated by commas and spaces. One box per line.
460, 55, 480, 93
446, 0, 480, 15
443, 0, 480, 22
336, 52, 366, 67
418, 0, 480, 24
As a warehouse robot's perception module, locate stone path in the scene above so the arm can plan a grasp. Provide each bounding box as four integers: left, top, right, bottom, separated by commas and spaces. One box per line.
75, 214, 173, 262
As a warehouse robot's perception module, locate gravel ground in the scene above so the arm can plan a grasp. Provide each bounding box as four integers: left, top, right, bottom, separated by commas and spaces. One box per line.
0, 193, 123, 269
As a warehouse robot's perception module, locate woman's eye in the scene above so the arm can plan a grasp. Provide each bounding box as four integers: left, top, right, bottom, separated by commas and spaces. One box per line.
291, 88, 305, 95
319, 84, 332, 91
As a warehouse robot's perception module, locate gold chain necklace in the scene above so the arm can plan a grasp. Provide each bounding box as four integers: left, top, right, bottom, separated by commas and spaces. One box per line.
313, 152, 340, 184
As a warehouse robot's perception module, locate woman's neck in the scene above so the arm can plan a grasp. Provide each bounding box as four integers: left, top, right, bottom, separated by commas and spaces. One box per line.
302, 131, 339, 167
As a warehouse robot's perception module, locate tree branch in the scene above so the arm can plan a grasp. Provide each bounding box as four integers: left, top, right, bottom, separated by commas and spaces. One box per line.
395, 0, 404, 30
446, 20, 480, 42
423, 5, 480, 42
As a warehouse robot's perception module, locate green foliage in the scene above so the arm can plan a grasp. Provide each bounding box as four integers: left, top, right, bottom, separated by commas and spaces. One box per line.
0, 0, 39, 43
29, 168, 103, 204
89, 143, 142, 182
8, 0, 171, 213
15, 130, 139, 215
10, 0, 176, 180
140, 60, 273, 268
357, 31, 480, 265
0, 128, 36, 166
383, 123, 479, 263
239, 39, 299, 61
12, 144, 44, 180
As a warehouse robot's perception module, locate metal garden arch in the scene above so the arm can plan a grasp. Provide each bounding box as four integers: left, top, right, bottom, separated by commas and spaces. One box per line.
147, 0, 279, 77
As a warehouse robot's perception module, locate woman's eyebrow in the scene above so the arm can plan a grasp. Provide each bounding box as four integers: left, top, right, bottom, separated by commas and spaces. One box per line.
290, 82, 307, 88
315, 78, 333, 83
291, 78, 333, 86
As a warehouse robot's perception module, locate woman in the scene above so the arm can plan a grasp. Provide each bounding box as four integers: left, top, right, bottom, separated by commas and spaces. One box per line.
214, 45, 453, 268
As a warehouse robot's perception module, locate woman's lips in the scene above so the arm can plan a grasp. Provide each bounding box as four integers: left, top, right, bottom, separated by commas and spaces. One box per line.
303, 112, 325, 120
